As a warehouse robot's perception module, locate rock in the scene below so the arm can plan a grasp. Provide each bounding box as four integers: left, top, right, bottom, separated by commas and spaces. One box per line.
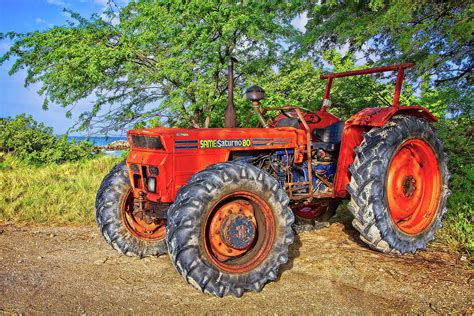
94, 140, 129, 152
49, 233, 56, 237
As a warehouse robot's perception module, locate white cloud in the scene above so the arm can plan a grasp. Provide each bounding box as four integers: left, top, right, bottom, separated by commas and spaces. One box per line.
291, 12, 308, 33
35, 18, 54, 27
94, 0, 109, 6
0, 42, 10, 53
100, 12, 120, 25
46, 0, 68, 7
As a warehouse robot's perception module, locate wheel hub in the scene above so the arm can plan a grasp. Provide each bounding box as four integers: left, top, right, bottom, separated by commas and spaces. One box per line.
221, 214, 256, 250
402, 175, 417, 198
207, 199, 257, 259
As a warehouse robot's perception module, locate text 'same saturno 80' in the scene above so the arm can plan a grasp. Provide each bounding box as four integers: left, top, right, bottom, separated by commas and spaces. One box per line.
95, 64, 449, 297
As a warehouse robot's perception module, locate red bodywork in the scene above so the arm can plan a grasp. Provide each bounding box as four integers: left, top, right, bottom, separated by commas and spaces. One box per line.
126, 63, 437, 208
127, 127, 306, 203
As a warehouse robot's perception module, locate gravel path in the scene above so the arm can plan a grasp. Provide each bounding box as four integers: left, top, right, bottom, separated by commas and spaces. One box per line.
0, 221, 472, 314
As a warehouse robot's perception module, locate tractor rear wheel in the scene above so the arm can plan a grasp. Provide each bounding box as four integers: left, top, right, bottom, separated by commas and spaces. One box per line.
347, 115, 449, 254
166, 162, 294, 297
95, 161, 167, 257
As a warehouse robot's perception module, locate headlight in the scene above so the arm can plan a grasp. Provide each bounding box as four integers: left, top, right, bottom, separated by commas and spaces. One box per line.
147, 177, 156, 193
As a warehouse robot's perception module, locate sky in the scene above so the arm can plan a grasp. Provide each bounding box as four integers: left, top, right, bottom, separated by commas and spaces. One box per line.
0, 0, 127, 135
0, 1, 308, 135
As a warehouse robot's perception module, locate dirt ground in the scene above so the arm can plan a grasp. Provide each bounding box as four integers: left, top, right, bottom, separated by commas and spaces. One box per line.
1, 218, 472, 314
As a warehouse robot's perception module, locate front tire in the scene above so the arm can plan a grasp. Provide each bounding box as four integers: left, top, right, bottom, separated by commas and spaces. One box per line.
95, 161, 167, 257
348, 115, 450, 254
166, 162, 294, 297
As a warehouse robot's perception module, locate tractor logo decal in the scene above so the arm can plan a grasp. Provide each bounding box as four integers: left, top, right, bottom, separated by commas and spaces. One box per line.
175, 138, 292, 150
200, 139, 252, 149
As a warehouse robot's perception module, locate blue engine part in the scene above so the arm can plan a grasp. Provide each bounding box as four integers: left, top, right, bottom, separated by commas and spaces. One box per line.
270, 150, 336, 194
234, 149, 336, 194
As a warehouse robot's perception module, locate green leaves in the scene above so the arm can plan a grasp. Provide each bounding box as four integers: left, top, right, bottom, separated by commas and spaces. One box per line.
302, 0, 473, 106
0, 115, 94, 165
0, 0, 300, 132
1, 0, 471, 131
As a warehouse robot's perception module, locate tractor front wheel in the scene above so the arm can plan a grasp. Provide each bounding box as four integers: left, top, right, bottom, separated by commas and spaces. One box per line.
95, 161, 167, 257
166, 162, 294, 297
348, 115, 450, 254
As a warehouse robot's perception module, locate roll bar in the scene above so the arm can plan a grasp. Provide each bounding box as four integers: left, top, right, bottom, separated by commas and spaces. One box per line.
319, 63, 415, 111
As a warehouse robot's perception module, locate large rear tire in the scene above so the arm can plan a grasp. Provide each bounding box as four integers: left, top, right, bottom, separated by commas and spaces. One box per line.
348, 115, 450, 254
166, 162, 294, 297
95, 161, 167, 257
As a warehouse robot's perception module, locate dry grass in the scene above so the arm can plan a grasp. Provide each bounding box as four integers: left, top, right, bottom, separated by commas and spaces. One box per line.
0, 155, 120, 225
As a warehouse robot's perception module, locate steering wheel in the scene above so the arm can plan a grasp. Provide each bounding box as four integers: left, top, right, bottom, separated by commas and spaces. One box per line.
279, 108, 322, 124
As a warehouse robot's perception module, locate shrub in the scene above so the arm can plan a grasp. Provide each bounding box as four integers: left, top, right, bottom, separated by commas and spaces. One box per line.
0, 114, 94, 164
435, 116, 473, 254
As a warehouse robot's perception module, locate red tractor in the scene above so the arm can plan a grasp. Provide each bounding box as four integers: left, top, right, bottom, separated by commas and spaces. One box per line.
96, 64, 449, 297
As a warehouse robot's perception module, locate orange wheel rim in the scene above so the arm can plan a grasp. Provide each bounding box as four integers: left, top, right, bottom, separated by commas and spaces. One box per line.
121, 189, 166, 241
203, 191, 275, 273
387, 139, 441, 235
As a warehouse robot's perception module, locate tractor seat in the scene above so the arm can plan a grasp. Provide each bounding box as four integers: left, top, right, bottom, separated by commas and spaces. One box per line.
312, 121, 343, 143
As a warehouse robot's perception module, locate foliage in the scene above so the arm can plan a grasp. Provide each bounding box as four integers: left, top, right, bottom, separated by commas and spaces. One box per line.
0, 155, 120, 225
302, 0, 473, 112
435, 116, 474, 254
0, 114, 94, 164
0, 0, 298, 132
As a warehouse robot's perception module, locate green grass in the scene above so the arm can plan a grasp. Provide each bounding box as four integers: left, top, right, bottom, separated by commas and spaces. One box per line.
0, 154, 471, 256
0, 155, 120, 225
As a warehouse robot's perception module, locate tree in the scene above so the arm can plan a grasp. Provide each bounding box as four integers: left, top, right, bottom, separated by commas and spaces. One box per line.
301, 0, 473, 117
0, 0, 298, 132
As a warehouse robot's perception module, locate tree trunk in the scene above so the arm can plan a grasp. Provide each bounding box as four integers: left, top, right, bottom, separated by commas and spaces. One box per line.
204, 115, 211, 128
224, 58, 236, 128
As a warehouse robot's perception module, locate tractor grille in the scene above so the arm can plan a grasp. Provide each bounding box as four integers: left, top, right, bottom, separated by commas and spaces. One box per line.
130, 135, 164, 149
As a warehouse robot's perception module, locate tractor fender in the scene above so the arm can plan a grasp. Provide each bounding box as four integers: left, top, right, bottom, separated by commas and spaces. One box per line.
333, 106, 437, 197
345, 106, 437, 127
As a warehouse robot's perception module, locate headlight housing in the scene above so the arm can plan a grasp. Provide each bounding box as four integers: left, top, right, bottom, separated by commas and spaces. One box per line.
147, 177, 157, 193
